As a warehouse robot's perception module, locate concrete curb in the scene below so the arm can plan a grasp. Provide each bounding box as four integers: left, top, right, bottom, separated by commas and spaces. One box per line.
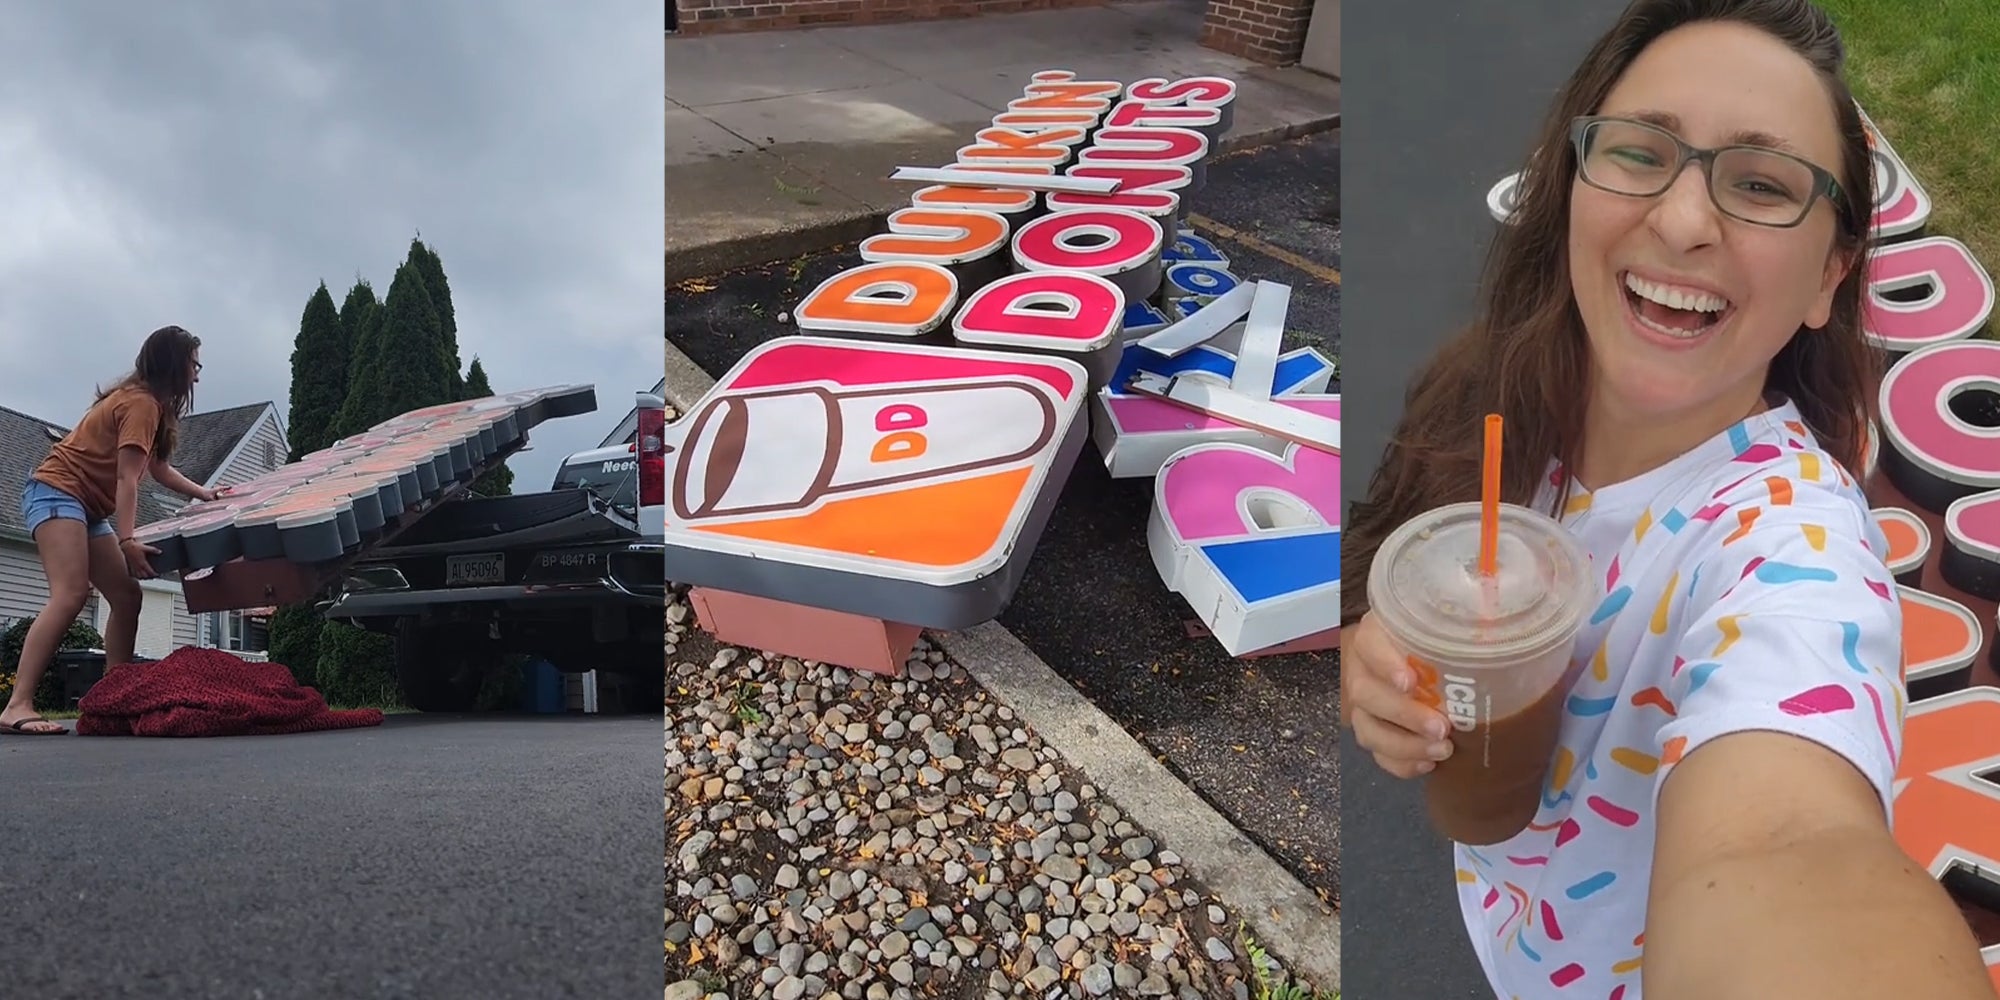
1219, 112, 1342, 157
665, 115, 1340, 283
937, 623, 1341, 992
656, 343, 1340, 991
666, 209, 884, 287
661, 334, 721, 417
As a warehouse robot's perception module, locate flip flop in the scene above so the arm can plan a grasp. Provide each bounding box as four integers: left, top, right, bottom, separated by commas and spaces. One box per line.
0, 717, 68, 736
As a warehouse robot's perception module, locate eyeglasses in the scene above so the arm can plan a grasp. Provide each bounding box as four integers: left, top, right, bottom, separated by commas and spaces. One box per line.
1568, 116, 1845, 229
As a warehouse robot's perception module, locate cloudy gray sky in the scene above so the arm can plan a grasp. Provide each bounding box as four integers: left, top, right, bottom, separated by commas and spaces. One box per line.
0, 0, 663, 491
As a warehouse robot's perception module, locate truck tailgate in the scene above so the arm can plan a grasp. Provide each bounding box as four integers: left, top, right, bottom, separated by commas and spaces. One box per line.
374, 489, 639, 554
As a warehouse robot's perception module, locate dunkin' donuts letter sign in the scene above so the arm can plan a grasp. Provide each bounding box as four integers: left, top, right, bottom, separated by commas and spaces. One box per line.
663, 71, 1340, 666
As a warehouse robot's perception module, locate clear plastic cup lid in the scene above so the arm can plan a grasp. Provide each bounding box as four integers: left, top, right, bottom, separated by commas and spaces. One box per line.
1368, 501, 1594, 663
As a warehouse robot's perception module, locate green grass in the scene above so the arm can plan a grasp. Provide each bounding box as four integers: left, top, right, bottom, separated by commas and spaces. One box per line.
1820, 0, 2000, 272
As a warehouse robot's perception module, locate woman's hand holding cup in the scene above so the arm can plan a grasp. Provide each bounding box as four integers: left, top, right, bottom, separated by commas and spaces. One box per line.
1344, 612, 1456, 779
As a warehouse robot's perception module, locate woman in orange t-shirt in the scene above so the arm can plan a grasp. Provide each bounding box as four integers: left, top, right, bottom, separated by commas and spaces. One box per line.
3, 326, 221, 735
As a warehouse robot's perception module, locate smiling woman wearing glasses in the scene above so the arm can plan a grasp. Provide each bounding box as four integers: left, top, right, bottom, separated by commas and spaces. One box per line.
3, 325, 222, 737
1341, 0, 1994, 998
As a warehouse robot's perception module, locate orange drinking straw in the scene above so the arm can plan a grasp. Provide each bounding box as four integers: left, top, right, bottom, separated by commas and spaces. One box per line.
1480, 413, 1503, 576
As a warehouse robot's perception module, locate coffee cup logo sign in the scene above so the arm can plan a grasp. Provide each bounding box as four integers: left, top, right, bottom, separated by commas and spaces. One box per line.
674, 377, 1059, 521
131, 384, 594, 579
661, 71, 1336, 657
658, 337, 1088, 630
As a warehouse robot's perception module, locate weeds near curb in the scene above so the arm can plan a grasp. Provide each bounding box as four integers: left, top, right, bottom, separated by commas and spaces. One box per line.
1240, 920, 1338, 1000
728, 682, 764, 725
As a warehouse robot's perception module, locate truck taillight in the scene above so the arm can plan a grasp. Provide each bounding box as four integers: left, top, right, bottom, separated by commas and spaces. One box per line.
637, 406, 666, 507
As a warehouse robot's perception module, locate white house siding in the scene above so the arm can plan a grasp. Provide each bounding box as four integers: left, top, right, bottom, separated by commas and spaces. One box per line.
171, 590, 199, 648
0, 541, 51, 626
212, 413, 288, 490
157, 407, 286, 659
0, 538, 101, 638
138, 587, 175, 659
78, 580, 180, 660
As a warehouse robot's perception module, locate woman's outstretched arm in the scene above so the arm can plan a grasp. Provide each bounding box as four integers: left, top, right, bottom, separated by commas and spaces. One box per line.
1645, 729, 1991, 998
149, 458, 215, 501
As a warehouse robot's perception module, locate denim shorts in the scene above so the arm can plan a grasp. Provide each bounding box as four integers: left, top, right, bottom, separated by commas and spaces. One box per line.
20, 478, 115, 539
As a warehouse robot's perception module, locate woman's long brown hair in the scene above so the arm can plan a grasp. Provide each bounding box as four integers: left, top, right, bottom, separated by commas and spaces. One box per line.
96, 324, 202, 463
1342, 0, 1881, 627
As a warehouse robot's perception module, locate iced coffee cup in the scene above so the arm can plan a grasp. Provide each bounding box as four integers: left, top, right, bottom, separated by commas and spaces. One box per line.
673, 379, 1059, 522
1366, 500, 1595, 845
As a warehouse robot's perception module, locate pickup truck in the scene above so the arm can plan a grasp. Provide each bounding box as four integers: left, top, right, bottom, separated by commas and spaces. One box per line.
323, 391, 668, 711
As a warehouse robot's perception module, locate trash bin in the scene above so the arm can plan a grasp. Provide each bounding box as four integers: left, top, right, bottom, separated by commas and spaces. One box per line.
519, 658, 564, 714
50, 650, 160, 710
51, 649, 107, 710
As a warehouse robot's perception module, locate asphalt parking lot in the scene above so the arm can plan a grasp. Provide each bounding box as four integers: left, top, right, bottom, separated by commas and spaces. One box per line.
664, 130, 1343, 906
0, 714, 661, 999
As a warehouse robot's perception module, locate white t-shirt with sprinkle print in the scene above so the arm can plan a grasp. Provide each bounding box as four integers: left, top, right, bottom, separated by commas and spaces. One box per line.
1454, 398, 1904, 1000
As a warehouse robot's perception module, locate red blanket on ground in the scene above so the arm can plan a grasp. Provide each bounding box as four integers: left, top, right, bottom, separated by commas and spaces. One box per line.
76, 647, 384, 737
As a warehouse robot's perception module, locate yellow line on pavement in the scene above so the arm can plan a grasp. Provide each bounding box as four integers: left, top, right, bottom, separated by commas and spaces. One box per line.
1185, 212, 1340, 286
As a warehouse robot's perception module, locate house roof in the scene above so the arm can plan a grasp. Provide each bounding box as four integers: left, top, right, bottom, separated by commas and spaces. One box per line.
0, 400, 270, 538
174, 402, 272, 485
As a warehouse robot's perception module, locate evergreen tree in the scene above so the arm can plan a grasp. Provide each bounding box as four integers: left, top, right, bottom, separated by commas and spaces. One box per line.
407, 237, 464, 400
332, 280, 382, 439
285, 284, 346, 461
270, 282, 365, 672
336, 260, 449, 435
463, 358, 514, 497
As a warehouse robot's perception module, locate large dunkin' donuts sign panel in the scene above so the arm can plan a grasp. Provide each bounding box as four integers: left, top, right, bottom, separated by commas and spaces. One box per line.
663, 70, 1338, 655
132, 385, 595, 577
659, 337, 1088, 631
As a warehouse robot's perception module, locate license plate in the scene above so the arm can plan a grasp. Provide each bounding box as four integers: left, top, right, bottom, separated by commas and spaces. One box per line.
528, 548, 605, 582
445, 553, 504, 586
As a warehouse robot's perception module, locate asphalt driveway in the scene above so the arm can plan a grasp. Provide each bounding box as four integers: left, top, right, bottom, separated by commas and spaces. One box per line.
0, 714, 660, 999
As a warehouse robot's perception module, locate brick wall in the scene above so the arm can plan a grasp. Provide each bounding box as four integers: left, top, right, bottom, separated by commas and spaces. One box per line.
675, 0, 1102, 34
1200, 0, 1313, 66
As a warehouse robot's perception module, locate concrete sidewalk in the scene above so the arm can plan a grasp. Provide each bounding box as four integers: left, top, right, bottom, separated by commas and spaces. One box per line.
665, 0, 1341, 281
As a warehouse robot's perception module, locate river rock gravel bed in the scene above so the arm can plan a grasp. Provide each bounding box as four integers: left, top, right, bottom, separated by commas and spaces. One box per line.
665, 590, 1321, 999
